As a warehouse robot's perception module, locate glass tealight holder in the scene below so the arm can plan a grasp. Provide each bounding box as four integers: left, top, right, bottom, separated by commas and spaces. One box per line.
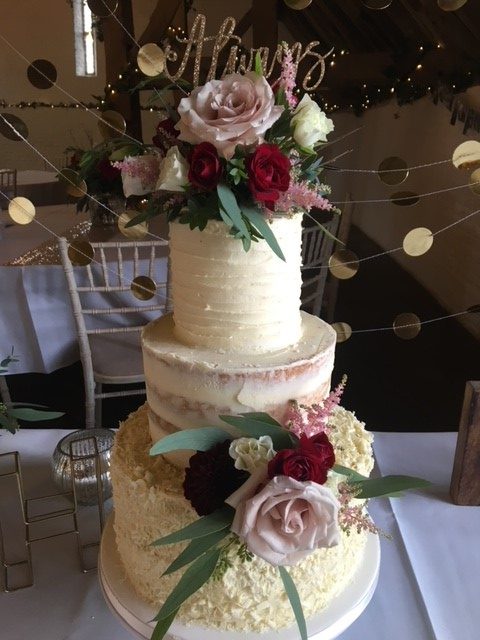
51, 429, 115, 506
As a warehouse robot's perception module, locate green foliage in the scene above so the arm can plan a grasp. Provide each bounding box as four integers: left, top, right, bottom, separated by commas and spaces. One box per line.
149, 427, 232, 457
153, 546, 222, 623
151, 609, 179, 640
334, 464, 431, 499
219, 413, 295, 449
151, 507, 234, 547
254, 51, 264, 77
278, 567, 307, 640
241, 206, 286, 261
163, 528, 230, 576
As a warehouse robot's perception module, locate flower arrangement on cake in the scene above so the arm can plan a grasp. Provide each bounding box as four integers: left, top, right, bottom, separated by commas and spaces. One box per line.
147, 379, 429, 640
126, 46, 338, 259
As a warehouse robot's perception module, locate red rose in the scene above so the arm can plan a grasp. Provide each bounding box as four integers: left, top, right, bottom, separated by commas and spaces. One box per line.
246, 143, 290, 210
267, 433, 335, 485
188, 142, 223, 190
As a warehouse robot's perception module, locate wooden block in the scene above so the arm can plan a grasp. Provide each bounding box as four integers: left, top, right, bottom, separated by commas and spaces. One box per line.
450, 381, 480, 506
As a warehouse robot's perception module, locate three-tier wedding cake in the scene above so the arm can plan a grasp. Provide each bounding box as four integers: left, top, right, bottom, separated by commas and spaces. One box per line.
110, 215, 374, 634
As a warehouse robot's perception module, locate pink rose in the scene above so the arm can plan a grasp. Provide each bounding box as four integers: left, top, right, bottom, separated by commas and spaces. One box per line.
227, 474, 340, 567
176, 72, 284, 160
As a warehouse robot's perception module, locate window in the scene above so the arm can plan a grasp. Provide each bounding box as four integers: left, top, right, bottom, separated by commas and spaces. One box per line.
73, 0, 97, 77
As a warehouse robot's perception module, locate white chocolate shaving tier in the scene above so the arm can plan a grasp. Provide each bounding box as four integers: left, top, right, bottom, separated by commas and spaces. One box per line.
169, 216, 303, 354
111, 404, 374, 633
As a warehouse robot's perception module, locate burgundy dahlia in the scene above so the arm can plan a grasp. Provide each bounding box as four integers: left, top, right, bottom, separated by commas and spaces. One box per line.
183, 440, 247, 516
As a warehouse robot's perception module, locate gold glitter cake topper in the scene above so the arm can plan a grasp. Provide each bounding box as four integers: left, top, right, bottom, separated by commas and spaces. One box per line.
161, 14, 330, 91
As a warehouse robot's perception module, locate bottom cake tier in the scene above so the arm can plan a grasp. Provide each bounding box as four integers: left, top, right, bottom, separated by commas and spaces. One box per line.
110, 404, 374, 634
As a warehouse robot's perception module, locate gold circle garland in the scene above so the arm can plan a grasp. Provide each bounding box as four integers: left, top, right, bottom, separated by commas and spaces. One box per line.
118, 210, 148, 239
137, 44, 166, 77
8, 197, 35, 225
390, 191, 420, 206
97, 110, 127, 140
377, 157, 409, 186
131, 275, 157, 301
328, 250, 360, 280
0, 113, 29, 141
403, 227, 434, 257
331, 322, 352, 343
393, 313, 421, 339
27, 59, 57, 89
452, 140, 480, 170
67, 240, 94, 266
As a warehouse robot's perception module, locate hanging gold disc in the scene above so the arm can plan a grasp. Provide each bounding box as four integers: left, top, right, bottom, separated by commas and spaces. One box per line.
403, 227, 433, 257
68, 240, 94, 266
8, 197, 36, 224
390, 191, 420, 206
378, 157, 409, 186
131, 275, 156, 301
118, 210, 148, 239
98, 110, 126, 140
331, 322, 352, 343
393, 313, 421, 339
58, 168, 87, 198
0, 113, 29, 141
362, 0, 393, 8
452, 140, 480, 169
27, 59, 57, 89
437, 0, 469, 11
137, 44, 166, 77
328, 250, 359, 279
284, 0, 313, 9
468, 168, 480, 195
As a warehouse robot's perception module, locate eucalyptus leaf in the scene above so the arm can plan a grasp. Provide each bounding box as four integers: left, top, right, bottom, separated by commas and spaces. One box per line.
151, 607, 179, 640
240, 412, 283, 427
219, 415, 294, 449
151, 507, 234, 546
9, 408, 64, 422
241, 206, 285, 261
154, 546, 222, 621
150, 427, 232, 457
217, 184, 250, 238
163, 527, 230, 575
333, 464, 368, 483
278, 567, 307, 640
351, 475, 431, 500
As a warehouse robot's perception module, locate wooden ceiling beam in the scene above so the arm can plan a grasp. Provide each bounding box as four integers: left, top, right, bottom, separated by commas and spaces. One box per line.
138, 0, 184, 46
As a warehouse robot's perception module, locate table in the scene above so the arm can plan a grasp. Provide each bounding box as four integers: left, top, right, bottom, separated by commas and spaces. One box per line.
16, 171, 65, 206
0, 207, 169, 374
0, 430, 477, 640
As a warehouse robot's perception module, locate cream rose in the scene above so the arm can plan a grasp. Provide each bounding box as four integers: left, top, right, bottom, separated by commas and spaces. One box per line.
228, 474, 340, 567
291, 94, 334, 148
156, 146, 188, 192
229, 436, 275, 473
176, 72, 284, 159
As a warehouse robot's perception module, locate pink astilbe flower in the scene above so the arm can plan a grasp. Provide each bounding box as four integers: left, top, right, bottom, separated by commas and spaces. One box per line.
112, 155, 159, 189
278, 45, 298, 109
337, 483, 383, 536
284, 375, 347, 439
275, 180, 333, 213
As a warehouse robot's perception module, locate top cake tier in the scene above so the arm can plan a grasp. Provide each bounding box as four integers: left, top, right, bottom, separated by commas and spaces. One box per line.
169, 215, 303, 354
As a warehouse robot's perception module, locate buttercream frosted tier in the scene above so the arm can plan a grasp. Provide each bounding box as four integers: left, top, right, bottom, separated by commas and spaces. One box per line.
111, 404, 374, 633
169, 215, 303, 354
143, 312, 336, 459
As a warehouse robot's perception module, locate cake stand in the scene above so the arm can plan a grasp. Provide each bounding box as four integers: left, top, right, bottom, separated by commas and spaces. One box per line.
99, 513, 380, 640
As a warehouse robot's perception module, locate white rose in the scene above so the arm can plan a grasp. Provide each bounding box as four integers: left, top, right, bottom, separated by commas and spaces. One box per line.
156, 146, 188, 192
291, 94, 334, 148
176, 72, 284, 159
229, 436, 275, 473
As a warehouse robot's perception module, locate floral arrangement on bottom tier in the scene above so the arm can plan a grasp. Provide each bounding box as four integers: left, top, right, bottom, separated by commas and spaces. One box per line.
147, 380, 429, 640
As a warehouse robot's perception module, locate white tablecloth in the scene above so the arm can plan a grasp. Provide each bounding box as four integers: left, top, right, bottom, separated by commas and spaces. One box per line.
0, 430, 476, 640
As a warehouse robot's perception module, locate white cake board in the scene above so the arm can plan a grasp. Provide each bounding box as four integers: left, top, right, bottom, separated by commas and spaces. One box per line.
99, 513, 380, 640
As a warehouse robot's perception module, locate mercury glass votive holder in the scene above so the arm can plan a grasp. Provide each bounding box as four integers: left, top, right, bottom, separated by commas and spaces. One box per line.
51, 429, 115, 506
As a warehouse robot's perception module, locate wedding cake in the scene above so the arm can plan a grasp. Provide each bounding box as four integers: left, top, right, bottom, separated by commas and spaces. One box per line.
110, 214, 375, 634
105, 51, 421, 640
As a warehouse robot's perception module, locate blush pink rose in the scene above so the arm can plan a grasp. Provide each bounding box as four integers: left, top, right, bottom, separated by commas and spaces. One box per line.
227, 473, 340, 567
176, 72, 284, 159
